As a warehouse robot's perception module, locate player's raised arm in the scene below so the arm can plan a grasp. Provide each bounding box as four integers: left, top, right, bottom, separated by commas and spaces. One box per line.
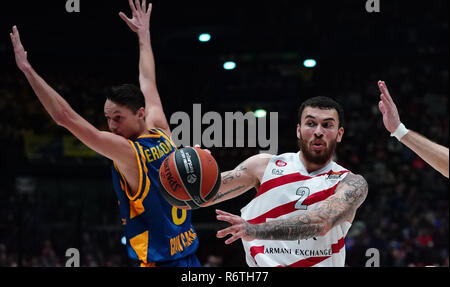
378, 80, 449, 178
216, 173, 368, 244
10, 26, 137, 172
119, 0, 170, 136
202, 153, 272, 207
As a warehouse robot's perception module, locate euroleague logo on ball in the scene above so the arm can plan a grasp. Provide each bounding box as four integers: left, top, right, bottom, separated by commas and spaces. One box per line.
275, 160, 287, 167
159, 146, 221, 210
180, 150, 198, 184
187, 174, 197, 184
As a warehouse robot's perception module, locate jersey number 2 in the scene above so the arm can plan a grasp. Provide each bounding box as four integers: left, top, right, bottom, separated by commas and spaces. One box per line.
294, 187, 310, 210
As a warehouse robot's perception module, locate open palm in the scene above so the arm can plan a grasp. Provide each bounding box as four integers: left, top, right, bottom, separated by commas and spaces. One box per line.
119, 0, 152, 34
10, 26, 31, 72
378, 80, 401, 133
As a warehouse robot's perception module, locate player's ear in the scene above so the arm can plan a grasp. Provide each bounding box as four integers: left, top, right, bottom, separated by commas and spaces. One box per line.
336, 127, 344, 143
296, 123, 301, 139
137, 107, 146, 119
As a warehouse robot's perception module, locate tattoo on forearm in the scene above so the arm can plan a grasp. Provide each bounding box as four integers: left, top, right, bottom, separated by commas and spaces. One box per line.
222, 171, 234, 184
235, 165, 247, 176
212, 185, 246, 202
222, 163, 248, 185
245, 173, 368, 241
245, 214, 324, 241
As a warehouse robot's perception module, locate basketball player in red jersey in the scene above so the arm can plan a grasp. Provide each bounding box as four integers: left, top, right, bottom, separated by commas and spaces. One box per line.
205, 97, 368, 267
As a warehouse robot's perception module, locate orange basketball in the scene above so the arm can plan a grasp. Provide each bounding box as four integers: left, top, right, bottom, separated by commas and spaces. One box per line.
158, 147, 221, 210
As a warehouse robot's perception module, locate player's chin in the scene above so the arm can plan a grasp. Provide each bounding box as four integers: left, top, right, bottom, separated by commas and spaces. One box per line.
312, 146, 326, 153
308, 150, 332, 165
309, 145, 326, 155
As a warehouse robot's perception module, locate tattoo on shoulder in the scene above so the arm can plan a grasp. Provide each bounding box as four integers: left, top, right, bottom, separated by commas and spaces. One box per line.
340, 173, 368, 204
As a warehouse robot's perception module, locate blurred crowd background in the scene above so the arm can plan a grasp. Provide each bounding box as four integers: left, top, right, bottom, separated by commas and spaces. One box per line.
0, 0, 448, 266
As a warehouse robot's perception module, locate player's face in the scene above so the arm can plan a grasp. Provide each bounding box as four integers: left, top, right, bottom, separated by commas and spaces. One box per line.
104, 99, 144, 139
297, 107, 344, 165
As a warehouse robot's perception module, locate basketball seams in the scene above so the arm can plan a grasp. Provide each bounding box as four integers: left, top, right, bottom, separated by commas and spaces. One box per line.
173, 149, 202, 208
158, 147, 220, 210
202, 156, 221, 203
191, 148, 204, 201
159, 154, 185, 200
173, 150, 190, 199
204, 163, 221, 203
158, 154, 192, 208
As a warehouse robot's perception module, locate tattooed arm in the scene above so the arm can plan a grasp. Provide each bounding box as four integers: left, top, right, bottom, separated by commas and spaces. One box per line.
216, 173, 368, 244
202, 153, 272, 207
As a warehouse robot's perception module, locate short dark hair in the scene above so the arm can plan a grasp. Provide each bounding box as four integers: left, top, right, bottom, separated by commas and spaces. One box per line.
298, 96, 345, 128
107, 84, 145, 114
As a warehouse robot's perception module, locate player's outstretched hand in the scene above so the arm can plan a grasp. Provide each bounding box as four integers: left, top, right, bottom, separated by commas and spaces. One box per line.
119, 0, 152, 35
378, 80, 401, 133
10, 26, 31, 72
216, 209, 255, 244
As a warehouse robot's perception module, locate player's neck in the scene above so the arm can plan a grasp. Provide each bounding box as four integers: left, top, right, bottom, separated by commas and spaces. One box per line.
299, 152, 332, 174
138, 121, 151, 136
140, 129, 151, 136
136, 130, 151, 139
130, 126, 150, 140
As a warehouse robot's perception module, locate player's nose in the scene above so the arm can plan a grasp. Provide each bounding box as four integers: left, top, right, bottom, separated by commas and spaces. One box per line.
109, 122, 118, 133
313, 125, 324, 137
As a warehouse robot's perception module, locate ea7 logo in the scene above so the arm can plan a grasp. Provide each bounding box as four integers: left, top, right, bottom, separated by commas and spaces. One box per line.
365, 0, 380, 13
271, 169, 284, 176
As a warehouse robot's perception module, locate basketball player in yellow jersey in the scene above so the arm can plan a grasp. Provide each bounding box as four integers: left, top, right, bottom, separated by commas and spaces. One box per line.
10, 0, 200, 266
